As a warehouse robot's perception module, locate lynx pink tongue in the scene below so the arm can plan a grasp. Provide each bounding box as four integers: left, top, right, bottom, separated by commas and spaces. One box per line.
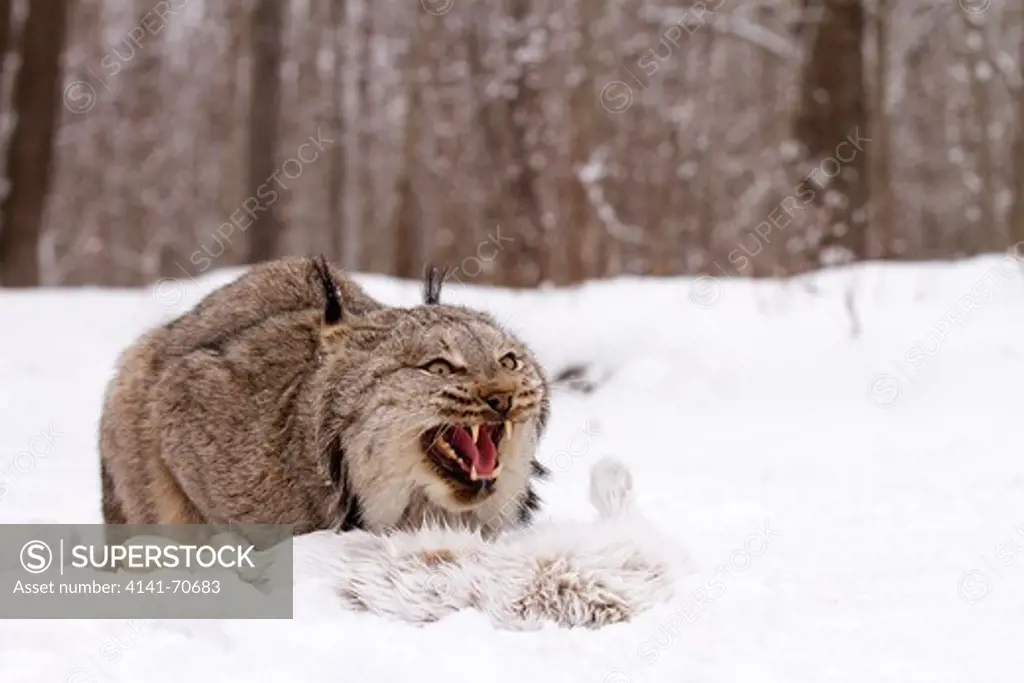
448, 426, 498, 475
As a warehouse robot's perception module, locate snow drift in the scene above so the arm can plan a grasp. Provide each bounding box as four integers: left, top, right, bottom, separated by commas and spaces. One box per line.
1, 254, 1023, 682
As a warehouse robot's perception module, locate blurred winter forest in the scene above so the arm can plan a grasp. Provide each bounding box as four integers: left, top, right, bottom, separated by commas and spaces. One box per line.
0, 0, 1022, 288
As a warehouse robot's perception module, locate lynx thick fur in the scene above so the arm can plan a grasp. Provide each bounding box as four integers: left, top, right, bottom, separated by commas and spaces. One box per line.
281, 457, 679, 629
99, 257, 550, 535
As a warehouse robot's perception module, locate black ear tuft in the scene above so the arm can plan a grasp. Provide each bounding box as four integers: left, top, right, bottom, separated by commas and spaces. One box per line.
423, 264, 448, 305
313, 254, 343, 325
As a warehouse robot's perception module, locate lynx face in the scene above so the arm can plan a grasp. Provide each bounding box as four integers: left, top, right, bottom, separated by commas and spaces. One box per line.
411, 311, 547, 508
320, 303, 549, 526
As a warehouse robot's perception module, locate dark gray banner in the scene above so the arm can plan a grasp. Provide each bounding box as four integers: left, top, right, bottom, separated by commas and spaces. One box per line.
0, 524, 294, 618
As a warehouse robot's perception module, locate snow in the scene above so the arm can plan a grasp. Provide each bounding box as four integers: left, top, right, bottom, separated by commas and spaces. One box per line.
2, 254, 1024, 682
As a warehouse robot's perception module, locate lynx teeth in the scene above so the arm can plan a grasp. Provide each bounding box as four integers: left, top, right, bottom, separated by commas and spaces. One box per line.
470, 463, 502, 482
438, 440, 459, 461
470, 424, 480, 442
504, 421, 512, 440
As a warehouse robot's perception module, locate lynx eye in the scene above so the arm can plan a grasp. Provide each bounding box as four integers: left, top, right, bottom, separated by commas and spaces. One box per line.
499, 352, 519, 371
423, 359, 456, 376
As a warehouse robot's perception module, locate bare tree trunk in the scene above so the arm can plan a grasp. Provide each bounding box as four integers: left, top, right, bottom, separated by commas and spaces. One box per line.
466, 16, 507, 279
697, 25, 721, 272
503, 0, 546, 286
870, 0, 894, 258
392, 19, 424, 280
120, 0, 165, 286
469, 1, 542, 287
0, 0, 68, 287
196, 0, 249, 276
246, 0, 285, 265
355, 1, 376, 273
564, 5, 593, 284
795, 0, 869, 263
1011, 9, 1024, 247
0, 0, 11, 114
962, 10, 998, 252
327, 0, 346, 263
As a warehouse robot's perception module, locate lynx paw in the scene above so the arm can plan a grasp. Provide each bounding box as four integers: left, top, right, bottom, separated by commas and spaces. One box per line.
511, 556, 634, 629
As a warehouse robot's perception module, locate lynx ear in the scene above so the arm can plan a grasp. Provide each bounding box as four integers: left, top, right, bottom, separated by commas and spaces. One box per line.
423, 264, 448, 305
313, 254, 343, 326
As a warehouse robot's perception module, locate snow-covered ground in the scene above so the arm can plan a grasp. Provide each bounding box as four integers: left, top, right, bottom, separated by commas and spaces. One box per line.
2, 254, 1024, 682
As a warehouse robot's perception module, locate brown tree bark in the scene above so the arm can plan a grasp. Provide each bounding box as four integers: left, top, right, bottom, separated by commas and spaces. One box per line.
1014, 112, 1024, 246
246, 0, 285, 265
564, 10, 593, 284
794, 0, 869, 263
1008, 8, 1024, 247
0, 0, 11, 114
482, 0, 547, 287
121, 0, 165, 286
193, 0, 249, 277
392, 21, 424, 281
962, 10, 997, 253
327, 0, 346, 263
0, 0, 69, 286
356, 3, 377, 273
870, 0, 894, 259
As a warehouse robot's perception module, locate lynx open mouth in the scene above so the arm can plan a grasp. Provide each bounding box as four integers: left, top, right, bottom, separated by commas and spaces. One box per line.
421, 422, 511, 489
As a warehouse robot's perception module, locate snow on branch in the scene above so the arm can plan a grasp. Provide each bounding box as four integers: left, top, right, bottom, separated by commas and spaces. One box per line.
640, 7, 798, 62
713, 13, 799, 62
577, 149, 647, 247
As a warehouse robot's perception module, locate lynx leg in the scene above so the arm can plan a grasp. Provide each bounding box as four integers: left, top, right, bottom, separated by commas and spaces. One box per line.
100, 459, 134, 573
101, 460, 127, 524
511, 558, 633, 629
149, 456, 206, 525
99, 331, 168, 526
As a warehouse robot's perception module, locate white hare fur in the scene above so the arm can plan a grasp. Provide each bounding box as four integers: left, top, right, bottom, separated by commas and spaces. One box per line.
286, 457, 683, 630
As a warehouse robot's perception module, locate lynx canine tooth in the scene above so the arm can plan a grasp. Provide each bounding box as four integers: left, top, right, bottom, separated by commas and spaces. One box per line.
504, 421, 512, 440
470, 424, 480, 442
438, 441, 459, 460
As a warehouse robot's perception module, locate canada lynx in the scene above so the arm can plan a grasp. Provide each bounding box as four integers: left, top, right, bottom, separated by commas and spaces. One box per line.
99, 257, 550, 536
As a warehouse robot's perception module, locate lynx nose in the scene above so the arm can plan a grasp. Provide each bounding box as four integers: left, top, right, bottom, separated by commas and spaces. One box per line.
484, 391, 513, 416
